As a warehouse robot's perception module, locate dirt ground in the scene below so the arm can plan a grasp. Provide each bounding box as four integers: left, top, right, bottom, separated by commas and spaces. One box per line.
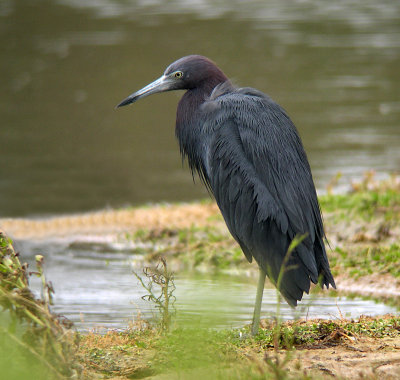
270, 332, 400, 379
76, 315, 400, 379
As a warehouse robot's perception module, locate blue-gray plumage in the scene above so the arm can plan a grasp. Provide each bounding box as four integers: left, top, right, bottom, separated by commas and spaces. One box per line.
116, 55, 336, 335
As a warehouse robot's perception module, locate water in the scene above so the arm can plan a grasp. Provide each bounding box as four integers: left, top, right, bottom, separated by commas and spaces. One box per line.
17, 238, 397, 332
1, 0, 399, 217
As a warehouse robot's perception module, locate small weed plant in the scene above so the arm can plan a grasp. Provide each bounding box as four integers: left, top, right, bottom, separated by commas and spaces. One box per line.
133, 257, 176, 332
0, 232, 78, 379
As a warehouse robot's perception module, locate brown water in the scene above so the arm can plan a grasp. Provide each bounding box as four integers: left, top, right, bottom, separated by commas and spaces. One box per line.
1, 0, 400, 217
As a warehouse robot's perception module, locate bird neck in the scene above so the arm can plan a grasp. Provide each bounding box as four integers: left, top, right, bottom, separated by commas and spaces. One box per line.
176, 87, 206, 127
175, 88, 207, 172
175, 76, 225, 180
176, 72, 228, 133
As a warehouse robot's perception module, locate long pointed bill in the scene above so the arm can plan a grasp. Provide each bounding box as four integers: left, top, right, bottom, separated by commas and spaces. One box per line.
116, 75, 172, 108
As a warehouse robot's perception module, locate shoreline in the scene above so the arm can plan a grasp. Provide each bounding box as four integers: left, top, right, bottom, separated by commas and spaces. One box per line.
1, 199, 399, 308
1, 173, 399, 379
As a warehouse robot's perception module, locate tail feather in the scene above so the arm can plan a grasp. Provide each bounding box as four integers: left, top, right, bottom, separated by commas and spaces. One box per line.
248, 219, 335, 307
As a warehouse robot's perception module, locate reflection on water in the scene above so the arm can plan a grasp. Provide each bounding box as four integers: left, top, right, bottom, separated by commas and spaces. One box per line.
19, 239, 397, 331
1, 0, 399, 216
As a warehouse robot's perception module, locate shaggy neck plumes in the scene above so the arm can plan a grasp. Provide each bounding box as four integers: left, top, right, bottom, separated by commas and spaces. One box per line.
175, 71, 228, 182
176, 64, 228, 128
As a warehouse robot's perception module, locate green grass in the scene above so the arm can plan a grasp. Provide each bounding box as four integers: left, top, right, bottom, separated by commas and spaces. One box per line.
124, 224, 248, 271
330, 243, 400, 279
319, 174, 400, 222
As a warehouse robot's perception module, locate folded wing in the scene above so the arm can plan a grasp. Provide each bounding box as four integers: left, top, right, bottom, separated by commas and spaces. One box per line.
201, 86, 335, 305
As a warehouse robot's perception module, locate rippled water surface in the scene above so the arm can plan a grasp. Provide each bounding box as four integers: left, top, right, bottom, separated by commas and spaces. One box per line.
19, 239, 397, 331
1, 0, 399, 216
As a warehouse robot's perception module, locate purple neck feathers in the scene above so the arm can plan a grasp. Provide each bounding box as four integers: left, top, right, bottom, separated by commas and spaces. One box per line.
176, 68, 228, 134
175, 69, 228, 179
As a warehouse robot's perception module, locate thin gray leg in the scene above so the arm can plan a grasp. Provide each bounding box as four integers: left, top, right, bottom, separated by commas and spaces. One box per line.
251, 267, 266, 336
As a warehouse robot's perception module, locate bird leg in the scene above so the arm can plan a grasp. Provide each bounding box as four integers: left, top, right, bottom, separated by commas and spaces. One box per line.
251, 267, 267, 336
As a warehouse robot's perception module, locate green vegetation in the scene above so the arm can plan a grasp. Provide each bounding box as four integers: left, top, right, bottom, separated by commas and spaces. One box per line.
330, 244, 400, 279
133, 257, 176, 331
124, 224, 246, 272
246, 315, 400, 348
320, 190, 400, 222
319, 172, 400, 221
0, 233, 79, 379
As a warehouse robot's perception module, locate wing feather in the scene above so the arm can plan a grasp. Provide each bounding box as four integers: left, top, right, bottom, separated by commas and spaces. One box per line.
200, 87, 335, 304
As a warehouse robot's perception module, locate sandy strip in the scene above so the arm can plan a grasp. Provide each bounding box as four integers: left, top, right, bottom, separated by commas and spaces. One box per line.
0, 203, 221, 240
335, 275, 400, 299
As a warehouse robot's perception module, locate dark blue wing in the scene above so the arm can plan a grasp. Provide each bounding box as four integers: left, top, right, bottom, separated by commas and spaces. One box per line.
201, 86, 335, 305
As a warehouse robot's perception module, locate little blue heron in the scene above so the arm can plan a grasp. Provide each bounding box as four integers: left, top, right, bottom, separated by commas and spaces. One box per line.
117, 55, 336, 335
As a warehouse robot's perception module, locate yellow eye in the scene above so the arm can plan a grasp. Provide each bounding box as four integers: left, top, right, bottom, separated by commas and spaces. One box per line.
174, 71, 183, 78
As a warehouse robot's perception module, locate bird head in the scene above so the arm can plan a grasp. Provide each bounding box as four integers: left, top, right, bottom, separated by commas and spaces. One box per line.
116, 55, 227, 108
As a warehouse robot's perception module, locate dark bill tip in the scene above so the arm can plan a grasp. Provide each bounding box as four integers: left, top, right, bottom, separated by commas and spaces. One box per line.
115, 96, 136, 109
115, 75, 170, 110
